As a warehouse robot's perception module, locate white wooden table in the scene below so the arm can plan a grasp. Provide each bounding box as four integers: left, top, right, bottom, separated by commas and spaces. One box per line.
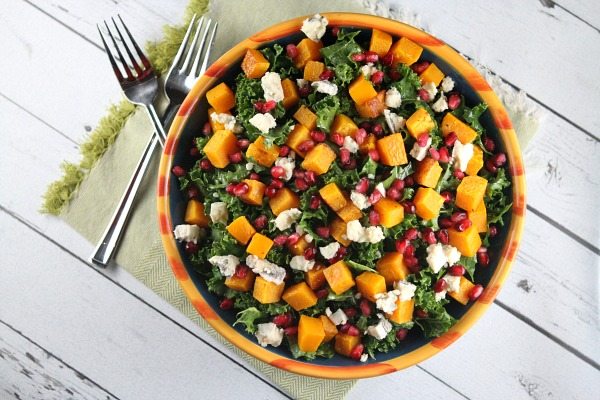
1, 1, 599, 399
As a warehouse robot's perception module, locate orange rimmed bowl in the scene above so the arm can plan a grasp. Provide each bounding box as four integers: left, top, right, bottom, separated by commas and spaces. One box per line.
157, 12, 526, 379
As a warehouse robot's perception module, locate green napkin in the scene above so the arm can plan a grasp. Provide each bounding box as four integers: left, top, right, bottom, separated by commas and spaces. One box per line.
52, 1, 542, 399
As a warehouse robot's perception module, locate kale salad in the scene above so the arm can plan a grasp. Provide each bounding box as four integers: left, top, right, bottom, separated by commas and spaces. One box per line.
171, 14, 512, 362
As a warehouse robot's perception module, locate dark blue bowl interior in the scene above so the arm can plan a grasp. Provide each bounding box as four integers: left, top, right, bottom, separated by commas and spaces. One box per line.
167, 26, 512, 365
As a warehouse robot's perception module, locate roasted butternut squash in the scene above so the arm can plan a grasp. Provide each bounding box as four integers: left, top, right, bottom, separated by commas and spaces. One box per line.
468, 199, 488, 233
323, 261, 355, 295
294, 38, 323, 69
376, 133, 408, 166
301, 143, 337, 175
369, 28, 392, 57
355, 272, 387, 302
455, 175, 488, 211
466, 145, 484, 176
406, 108, 435, 139
356, 90, 386, 118
441, 113, 477, 144
241, 48, 270, 79
319, 183, 348, 212
336, 201, 363, 223
373, 197, 405, 228
246, 233, 273, 259
348, 75, 378, 105
203, 129, 240, 168
320, 315, 338, 342
281, 78, 300, 109
376, 252, 410, 286
282, 282, 318, 311
334, 333, 361, 357
305, 265, 327, 290
225, 271, 256, 292
184, 199, 210, 227
239, 179, 266, 206
330, 217, 352, 247
390, 37, 423, 66
448, 225, 482, 257
359, 134, 377, 154
226, 216, 256, 245
387, 299, 414, 324
415, 157, 443, 188
253, 276, 285, 304
246, 136, 280, 167
448, 276, 476, 305
207, 107, 228, 132
330, 114, 358, 137
269, 187, 300, 216
285, 123, 312, 157
206, 82, 235, 112
303, 60, 326, 81
414, 187, 445, 220
289, 235, 310, 256
298, 315, 325, 352
293, 105, 318, 131
419, 62, 445, 86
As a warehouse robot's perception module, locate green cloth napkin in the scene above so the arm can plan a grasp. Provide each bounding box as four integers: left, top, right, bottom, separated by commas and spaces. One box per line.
58, 1, 541, 399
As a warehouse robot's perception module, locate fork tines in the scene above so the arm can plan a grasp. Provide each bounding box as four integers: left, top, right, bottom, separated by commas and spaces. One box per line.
171, 15, 218, 79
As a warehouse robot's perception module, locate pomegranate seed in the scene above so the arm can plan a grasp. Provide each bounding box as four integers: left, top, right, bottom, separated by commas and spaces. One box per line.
402, 201, 416, 214
404, 175, 415, 187
418, 89, 430, 102
359, 299, 372, 316
371, 123, 384, 137
389, 70, 401, 81
347, 325, 360, 336
483, 137, 496, 152
172, 165, 186, 177
264, 100, 277, 112
273, 313, 292, 327
422, 228, 437, 244
489, 225, 498, 237
309, 195, 322, 209
298, 85, 311, 97
319, 69, 335, 81
411, 61, 430, 74
304, 170, 317, 186
469, 284, 484, 301
395, 238, 410, 254
200, 159, 213, 171
271, 178, 284, 189
298, 140, 315, 153
355, 178, 370, 194
249, 172, 260, 180
286, 43, 299, 58
228, 152, 243, 163
187, 186, 199, 199
219, 298, 233, 310
438, 229, 449, 244
441, 191, 453, 203
225, 183, 236, 194
284, 326, 298, 336
336, 246, 348, 258
447, 93, 461, 110
273, 235, 288, 246
233, 182, 249, 196
449, 265, 465, 276
339, 148, 352, 164
237, 139, 250, 149
295, 177, 309, 190
477, 251, 490, 266
253, 215, 268, 230
354, 128, 367, 144
451, 211, 468, 223
359, 121, 372, 131
202, 122, 212, 136
371, 70, 384, 85
271, 166, 286, 179
405, 256, 420, 273
453, 169, 465, 179
493, 152, 507, 167
304, 246, 317, 260
253, 100, 265, 113
287, 233, 300, 245
485, 159, 498, 173
264, 186, 278, 198
444, 132, 458, 147
190, 146, 200, 157
185, 241, 198, 254
349, 344, 364, 361
415, 308, 429, 319
387, 187, 401, 200
477, 246, 488, 255
342, 158, 357, 170
351, 52, 366, 62
234, 264, 249, 279
417, 133, 430, 147
455, 218, 472, 232
316, 226, 330, 238
368, 149, 380, 161
369, 189, 383, 204
316, 288, 329, 298
429, 147, 440, 160
382, 52, 394, 66
344, 307, 358, 318
434, 279, 447, 293
365, 51, 379, 63
390, 179, 404, 191
369, 210, 380, 225
331, 26, 340, 37
396, 328, 409, 341
310, 130, 326, 142
439, 218, 453, 229
279, 145, 290, 157
438, 146, 450, 163
404, 244, 416, 257
339, 323, 351, 333
331, 133, 345, 146
404, 228, 419, 240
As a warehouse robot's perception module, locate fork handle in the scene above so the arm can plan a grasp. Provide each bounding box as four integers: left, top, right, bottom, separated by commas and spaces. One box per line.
146, 104, 168, 146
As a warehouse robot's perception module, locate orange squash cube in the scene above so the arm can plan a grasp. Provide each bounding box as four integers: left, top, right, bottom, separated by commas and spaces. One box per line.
246, 233, 273, 259
376, 133, 408, 166
390, 37, 423, 66
207, 107, 228, 132
337, 201, 363, 223
281, 78, 299, 109
246, 136, 280, 167
420, 63, 445, 87
289, 235, 310, 256
359, 134, 377, 154
406, 108, 435, 139
282, 282, 318, 311
468, 199, 488, 233
320, 315, 338, 342
285, 123, 312, 157
331, 114, 358, 137
203, 129, 240, 168
376, 252, 410, 286
304, 60, 326, 81
269, 187, 300, 216
334, 333, 361, 357
456, 176, 488, 211
415, 157, 443, 188
387, 299, 414, 324
298, 315, 325, 352
369, 28, 392, 57
330, 218, 352, 247
241, 48, 270, 79
226, 216, 256, 245
294, 38, 323, 69
206, 82, 235, 112
448, 225, 482, 257
301, 143, 337, 175
356, 272, 387, 302
319, 183, 348, 212
323, 261, 355, 295
184, 199, 210, 227
239, 179, 266, 206
225, 271, 256, 292
293, 105, 318, 131
356, 90, 386, 118
349, 75, 378, 105
448, 276, 476, 305
441, 113, 477, 144
253, 276, 285, 304
414, 187, 445, 220
466, 145, 484, 176
305, 265, 327, 290
373, 198, 405, 228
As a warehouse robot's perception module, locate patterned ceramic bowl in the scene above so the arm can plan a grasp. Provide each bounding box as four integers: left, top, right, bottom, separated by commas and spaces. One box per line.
157, 12, 526, 379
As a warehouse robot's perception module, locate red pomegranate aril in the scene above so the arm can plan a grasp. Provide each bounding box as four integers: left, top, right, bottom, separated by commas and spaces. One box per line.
359, 299, 372, 316
351, 52, 366, 62
429, 147, 440, 160
438, 229, 449, 244
439, 218, 453, 229
200, 158, 213, 171
395, 238, 410, 254
453, 169, 465, 179
404, 175, 415, 187
265, 186, 278, 198
225, 183, 236, 194
293, 169, 305, 179
411, 60, 430, 74
319, 69, 335, 81
417, 133, 430, 147
202, 122, 212, 136
455, 218, 472, 232
287, 233, 300, 245
253, 215, 268, 230
451, 211, 468, 223
234, 264, 249, 279
354, 128, 367, 145
295, 177, 309, 190
273, 313, 292, 327
359, 121, 372, 131
414, 308, 429, 319
309, 195, 322, 209
271, 166, 286, 179
483, 137, 496, 152
185, 241, 198, 254
279, 145, 290, 157
404, 244, 416, 257
343, 158, 357, 170
485, 159, 498, 173
237, 138, 250, 149
349, 344, 364, 361
422, 228, 437, 244
418, 89, 430, 102
336, 246, 348, 258
449, 265, 465, 276
219, 298, 234, 310
477, 246, 488, 255
369, 189, 383, 205
172, 165, 186, 177
339, 148, 351, 164
372, 123, 384, 137
369, 210, 380, 225
469, 284, 484, 301
389, 70, 401, 81
304, 170, 317, 185
391, 179, 405, 191
447, 93, 461, 110
316, 226, 330, 238
396, 328, 409, 341
438, 146, 450, 163
493, 152, 507, 167
286, 43, 299, 58
347, 325, 360, 336
434, 279, 447, 293
263, 100, 277, 112
404, 227, 419, 241
405, 256, 420, 273
228, 151, 243, 163
190, 146, 200, 157
368, 149, 380, 161
365, 51, 379, 63
273, 235, 288, 246
315, 288, 329, 298
298, 85, 311, 97
344, 307, 358, 318
253, 100, 265, 112
477, 251, 490, 266
233, 182, 249, 196
298, 140, 315, 153
304, 246, 317, 260
331, 26, 340, 37
387, 187, 401, 200
339, 323, 351, 333
355, 178, 370, 194
249, 172, 260, 180
489, 225, 498, 237
371, 70, 384, 85
444, 132, 458, 147
382, 52, 394, 66
330, 132, 344, 146
310, 129, 326, 142
187, 186, 199, 199
441, 191, 454, 203
284, 326, 298, 336
402, 201, 416, 214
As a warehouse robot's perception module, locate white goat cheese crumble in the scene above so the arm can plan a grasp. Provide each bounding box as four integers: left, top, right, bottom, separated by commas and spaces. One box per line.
374, 290, 400, 314
208, 255, 239, 277
319, 242, 340, 260
261, 72, 284, 102
210, 112, 241, 132
275, 156, 295, 181
290, 255, 315, 272
209, 202, 228, 225
394, 280, 417, 301
383, 109, 404, 133
311, 80, 338, 96
274, 208, 302, 231
426, 243, 462, 273
249, 113, 276, 133
301, 14, 328, 41
173, 224, 202, 244
409, 136, 432, 161
422, 82, 438, 100
452, 141, 474, 172
385, 87, 402, 108
255, 323, 284, 347
350, 191, 370, 210
431, 94, 448, 113
325, 307, 348, 326
441, 76, 455, 93
367, 318, 393, 340
246, 255, 286, 284
342, 136, 359, 154
346, 220, 385, 243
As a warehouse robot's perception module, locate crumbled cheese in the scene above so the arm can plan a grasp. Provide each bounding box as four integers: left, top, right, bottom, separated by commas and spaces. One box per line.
443, 245, 461, 266
255, 322, 284, 347
326, 308, 348, 326
249, 113, 276, 133
295, 225, 305, 235
305, 234, 314, 243
319, 242, 340, 260
301, 13, 328, 41
209, 202, 228, 225
311, 80, 338, 96
296, 78, 308, 88
367, 318, 393, 340
383, 109, 404, 133
452, 141, 474, 172
274, 208, 302, 231
210, 112, 240, 132
431, 94, 448, 113
375, 182, 386, 198
443, 274, 462, 293
346, 220, 385, 243
290, 255, 315, 272
360, 354, 369, 362
441, 76, 455, 93
426, 243, 462, 273
245, 162, 254, 171
384, 87, 402, 108
360, 63, 377, 78
409, 137, 432, 161
435, 290, 447, 302
366, 227, 385, 244
261, 72, 284, 102
208, 255, 239, 277
394, 280, 417, 301
350, 191, 370, 210
173, 224, 202, 243
374, 290, 400, 314
422, 82, 438, 101
275, 156, 295, 181
246, 255, 286, 284
342, 136, 359, 154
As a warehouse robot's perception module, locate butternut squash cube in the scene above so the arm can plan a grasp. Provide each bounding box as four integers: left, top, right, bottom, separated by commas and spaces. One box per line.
334, 333, 361, 357
356, 272, 387, 302
304, 60, 326, 82
282, 282, 318, 311
337, 201, 363, 223
294, 38, 323, 69
253, 276, 285, 304
269, 187, 300, 216
356, 90, 386, 118
206, 82, 235, 112
225, 271, 256, 292
203, 129, 240, 168
319, 183, 348, 212
305, 265, 327, 290
468, 199, 488, 233
448, 225, 482, 257
301, 143, 336, 175
414, 187, 445, 220
184, 199, 210, 227
376, 133, 408, 166
239, 179, 266, 206
349, 75, 378, 105
285, 123, 312, 157
293, 105, 318, 131
390, 37, 423, 66
320, 315, 338, 342
246, 136, 280, 167
241, 48, 270, 79
289, 235, 310, 256
374, 198, 404, 228
369, 28, 392, 57
281, 78, 299, 109
441, 113, 477, 144
246, 233, 273, 259
323, 261, 355, 295
376, 252, 410, 286
387, 299, 414, 324
298, 315, 325, 352
406, 108, 435, 139
466, 145, 484, 176
331, 114, 358, 137
448, 276, 476, 305
359, 134, 377, 154
226, 216, 256, 245
330, 218, 352, 247
415, 157, 443, 188
456, 175, 488, 211
207, 107, 228, 132
419, 63, 445, 87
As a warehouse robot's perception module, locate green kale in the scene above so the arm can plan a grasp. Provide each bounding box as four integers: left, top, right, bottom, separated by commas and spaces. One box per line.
485, 168, 512, 226
321, 30, 362, 67
382, 164, 414, 188
298, 188, 330, 245
411, 271, 457, 337
206, 266, 227, 295
263, 118, 295, 146
260, 43, 299, 78
459, 255, 477, 280
460, 102, 488, 134
384, 214, 418, 240
208, 223, 244, 258
359, 158, 379, 178
313, 95, 340, 132
435, 163, 460, 193
346, 259, 377, 273
390, 64, 421, 100
266, 245, 292, 268
321, 162, 360, 190
350, 242, 384, 268
333, 63, 356, 86
363, 328, 400, 359
288, 339, 335, 360
233, 307, 264, 334
234, 74, 263, 130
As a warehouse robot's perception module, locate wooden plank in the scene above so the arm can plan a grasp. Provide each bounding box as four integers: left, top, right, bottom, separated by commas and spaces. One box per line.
551, 0, 600, 30
0, 321, 117, 400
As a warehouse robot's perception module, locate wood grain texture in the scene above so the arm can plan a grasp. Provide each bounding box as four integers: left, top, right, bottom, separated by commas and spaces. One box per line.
552, 0, 600, 31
